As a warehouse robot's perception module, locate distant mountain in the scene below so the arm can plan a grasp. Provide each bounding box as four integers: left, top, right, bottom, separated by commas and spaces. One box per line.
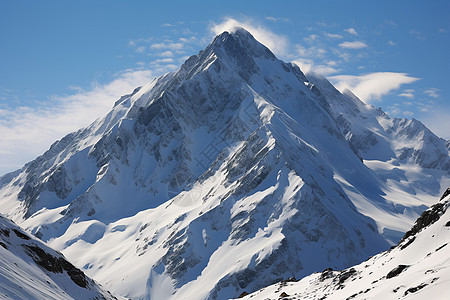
0, 214, 117, 299
236, 188, 450, 299
0, 28, 448, 299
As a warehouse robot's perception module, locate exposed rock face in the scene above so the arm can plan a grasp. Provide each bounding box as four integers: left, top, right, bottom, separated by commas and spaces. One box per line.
400, 195, 449, 243
0, 214, 116, 299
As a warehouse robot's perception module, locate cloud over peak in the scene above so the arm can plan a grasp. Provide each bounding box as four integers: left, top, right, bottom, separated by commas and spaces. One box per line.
210, 17, 289, 56
330, 72, 420, 103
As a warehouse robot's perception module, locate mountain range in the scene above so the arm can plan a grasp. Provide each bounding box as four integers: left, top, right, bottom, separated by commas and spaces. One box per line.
0, 28, 448, 299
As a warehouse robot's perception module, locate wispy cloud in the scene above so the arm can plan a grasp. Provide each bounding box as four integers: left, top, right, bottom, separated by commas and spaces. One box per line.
423, 88, 440, 98
179, 36, 197, 43
135, 46, 146, 53
128, 37, 153, 47
403, 111, 414, 117
304, 34, 319, 42
296, 45, 327, 58
265, 16, 289, 23
409, 29, 425, 40
293, 42, 339, 75
292, 59, 339, 76
387, 104, 401, 116
398, 89, 415, 99
209, 17, 289, 56
0, 70, 155, 175
159, 51, 174, 57
330, 72, 420, 103
338, 41, 368, 49
388, 40, 396, 46
344, 28, 358, 35
325, 32, 343, 39
150, 42, 184, 51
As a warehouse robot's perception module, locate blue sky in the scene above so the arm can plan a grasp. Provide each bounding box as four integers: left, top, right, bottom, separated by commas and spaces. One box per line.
0, 0, 449, 175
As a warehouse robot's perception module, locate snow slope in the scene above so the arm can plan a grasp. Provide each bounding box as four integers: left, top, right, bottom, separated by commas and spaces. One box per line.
0, 28, 448, 299
236, 188, 450, 299
0, 214, 117, 299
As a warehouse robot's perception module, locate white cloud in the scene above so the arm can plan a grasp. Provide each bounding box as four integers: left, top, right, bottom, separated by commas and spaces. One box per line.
398, 90, 414, 99
0, 70, 155, 175
388, 40, 396, 46
292, 59, 339, 76
265, 16, 289, 23
296, 45, 327, 58
332, 48, 351, 62
403, 111, 414, 117
410, 29, 425, 40
292, 59, 313, 74
150, 42, 184, 51
135, 46, 146, 53
159, 51, 174, 57
128, 37, 153, 47
339, 41, 368, 49
423, 88, 440, 98
329, 72, 420, 103
325, 32, 343, 39
150, 58, 174, 64
327, 60, 338, 67
179, 36, 197, 43
304, 34, 319, 42
209, 17, 289, 56
344, 28, 358, 35
387, 105, 401, 116
314, 65, 340, 75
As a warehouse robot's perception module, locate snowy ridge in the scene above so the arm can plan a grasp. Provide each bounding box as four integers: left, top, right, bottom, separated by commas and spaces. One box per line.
0, 214, 117, 299
236, 188, 450, 299
0, 28, 448, 299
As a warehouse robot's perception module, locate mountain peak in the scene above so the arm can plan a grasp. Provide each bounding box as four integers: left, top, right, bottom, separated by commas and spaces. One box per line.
210, 27, 276, 60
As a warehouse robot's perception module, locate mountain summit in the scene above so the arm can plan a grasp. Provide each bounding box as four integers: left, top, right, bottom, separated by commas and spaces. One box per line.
0, 28, 448, 299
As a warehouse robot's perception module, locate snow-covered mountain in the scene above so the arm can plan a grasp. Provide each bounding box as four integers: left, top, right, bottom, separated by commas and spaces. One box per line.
236, 188, 450, 299
0, 28, 448, 299
0, 213, 117, 299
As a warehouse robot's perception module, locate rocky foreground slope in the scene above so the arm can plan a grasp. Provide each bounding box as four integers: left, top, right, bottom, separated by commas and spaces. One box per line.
236, 188, 450, 299
0, 214, 117, 299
